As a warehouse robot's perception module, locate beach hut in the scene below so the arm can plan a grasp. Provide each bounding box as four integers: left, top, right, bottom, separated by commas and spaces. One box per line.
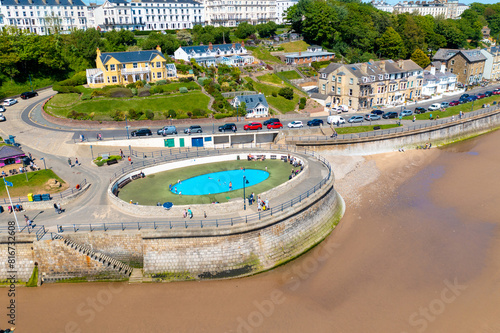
0, 146, 26, 167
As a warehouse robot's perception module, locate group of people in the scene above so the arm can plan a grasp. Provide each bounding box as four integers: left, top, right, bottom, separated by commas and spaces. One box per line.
53, 202, 64, 214
182, 208, 194, 219
257, 197, 270, 211
68, 157, 80, 168
8, 204, 23, 213
247, 154, 266, 161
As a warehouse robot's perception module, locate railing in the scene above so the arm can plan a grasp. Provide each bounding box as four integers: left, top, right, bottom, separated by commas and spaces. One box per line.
0, 179, 87, 204
58, 145, 332, 233
287, 104, 500, 142
0, 225, 46, 240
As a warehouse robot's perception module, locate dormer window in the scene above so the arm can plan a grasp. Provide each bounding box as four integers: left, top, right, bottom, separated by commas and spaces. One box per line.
370, 75, 375, 81
385, 74, 389, 79
321, 73, 326, 79
378, 74, 383, 80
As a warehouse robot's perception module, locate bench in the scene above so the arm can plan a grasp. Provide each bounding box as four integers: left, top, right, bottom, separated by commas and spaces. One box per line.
270, 155, 277, 160
118, 178, 132, 189
106, 159, 118, 166
373, 126, 381, 130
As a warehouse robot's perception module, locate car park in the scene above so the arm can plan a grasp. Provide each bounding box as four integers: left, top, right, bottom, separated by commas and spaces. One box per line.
371, 110, 384, 115
440, 102, 450, 108
184, 125, 202, 134
348, 115, 364, 123
307, 119, 324, 126
131, 128, 152, 137
218, 123, 237, 132
476, 93, 486, 99
0, 114, 5, 122
449, 100, 460, 106
327, 115, 345, 125
287, 121, 304, 128
157, 126, 177, 135
485, 91, 493, 97
244, 122, 263, 130
3, 99, 17, 106
267, 121, 283, 129
0, 106, 5, 112
263, 118, 280, 126
382, 111, 398, 119
414, 107, 427, 114
20, 91, 38, 99
364, 114, 380, 121
428, 103, 441, 111
400, 110, 413, 117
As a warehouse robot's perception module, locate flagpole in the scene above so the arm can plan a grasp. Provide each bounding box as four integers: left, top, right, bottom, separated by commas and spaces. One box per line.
4, 181, 20, 232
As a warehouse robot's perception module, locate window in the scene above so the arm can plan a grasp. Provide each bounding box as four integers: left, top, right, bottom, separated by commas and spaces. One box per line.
321, 73, 326, 79
112, 76, 117, 83
322, 84, 325, 91
331, 86, 334, 92
133, 63, 138, 68
157, 72, 162, 78
332, 76, 335, 82
110, 64, 115, 71
451, 60, 454, 65
105, 65, 108, 71
156, 61, 160, 67
107, 76, 110, 83
337, 87, 341, 94
337, 77, 341, 83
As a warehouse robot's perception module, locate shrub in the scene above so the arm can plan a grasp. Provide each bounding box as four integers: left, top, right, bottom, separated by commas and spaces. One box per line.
300, 97, 307, 104
81, 93, 92, 100
128, 109, 143, 120
299, 103, 305, 110
156, 79, 168, 85
187, 111, 193, 118
106, 88, 133, 98
135, 81, 144, 88
145, 110, 154, 120
144, 83, 151, 89
111, 110, 126, 121
214, 113, 231, 119
272, 91, 277, 97
177, 113, 189, 119
192, 108, 207, 117
91, 89, 106, 97
137, 87, 150, 97
165, 109, 177, 118
67, 110, 90, 120
131, 88, 138, 96
179, 87, 188, 93
126, 83, 136, 89
278, 87, 294, 100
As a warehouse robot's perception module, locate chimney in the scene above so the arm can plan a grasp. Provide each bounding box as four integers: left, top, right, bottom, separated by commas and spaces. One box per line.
361, 62, 367, 73
208, 42, 213, 51
440, 62, 446, 73
96, 47, 101, 57
232, 42, 235, 49
398, 59, 403, 69
241, 41, 245, 48
299, 51, 301, 57
430, 66, 436, 75
156, 45, 161, 53
379, 60, 385, 71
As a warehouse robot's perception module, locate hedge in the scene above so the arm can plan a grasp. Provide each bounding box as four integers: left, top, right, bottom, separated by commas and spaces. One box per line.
94, 155, 122, 167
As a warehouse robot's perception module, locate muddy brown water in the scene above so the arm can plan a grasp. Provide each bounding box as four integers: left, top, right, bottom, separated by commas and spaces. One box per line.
5, 130, 500, 333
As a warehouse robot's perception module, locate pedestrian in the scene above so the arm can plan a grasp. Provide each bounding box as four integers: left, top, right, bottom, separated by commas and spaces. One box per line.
188, 207, 193, 219
183, 209, 187, 218
229, 181, 232, 191
68, 158, 72, 167
98, 133, 102, 140
413, 115, 416, 122
57, 202, 62, 213
265, 166, 267, 172
28, 152, 32, 160
24, 215, 29, 225
257, 199, 262, 211
128, 156, 132, 165
265, 199, 269, 209
120, 149, 124, 158
54, 203, 59, 214
429, 113, 433, 120
80, 134, 84, 142
452, 115, 455, 121
204, 211, 207, 218
75, 157, 79, 166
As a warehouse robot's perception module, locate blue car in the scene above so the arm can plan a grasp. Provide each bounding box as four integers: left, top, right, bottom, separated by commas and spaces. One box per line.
467, 96, 478, 102
307, 119, 324, 126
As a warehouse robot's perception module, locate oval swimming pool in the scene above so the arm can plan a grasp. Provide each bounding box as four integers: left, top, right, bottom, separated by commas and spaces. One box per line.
171, 169, 269, 195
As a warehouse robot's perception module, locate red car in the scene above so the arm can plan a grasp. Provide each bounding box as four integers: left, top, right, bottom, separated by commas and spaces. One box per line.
267, 121, 283, 129
476, 93, 486, 99
243, 122, 262, 130
493, 89, 500, 95
449, 100, 460, 106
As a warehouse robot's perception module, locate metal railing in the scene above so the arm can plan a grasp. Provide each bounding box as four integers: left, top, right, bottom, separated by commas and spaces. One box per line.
287, 105, 500, 142
0, 179, 87, 204
0, 225, 46, 240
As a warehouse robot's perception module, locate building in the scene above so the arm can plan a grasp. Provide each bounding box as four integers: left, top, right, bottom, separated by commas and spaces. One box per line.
174, 42, 254, 67
231, 93, 269, 118
482, 26, 490, 40
0, 0, 88, 35
422, 63, 457, 96
316, 59, 423, 111
433, 48, 486, 85
203, 0, 276, 27
275, 0, 297, 24
370, 0, 393, 13
283, 45, 334, 66
86, 46, 177, 88
93, 0, 203, 32
0, 146, 25, 168
480, 47, 500, 81
393, 0, 468, 20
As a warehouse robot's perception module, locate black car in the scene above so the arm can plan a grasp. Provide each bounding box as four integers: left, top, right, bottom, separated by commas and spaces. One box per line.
218, 123, 237, 132
263, 118, 280, 126
20, 91, 38, 99
485, 91, 493, 97
131, 128, 152, 137
371, 110, 384, 115
460, 93, 469, 100
414, 107, 426, 114
382, 112, 398, 119
307, 119, 324, 126
184, 125, 203, 134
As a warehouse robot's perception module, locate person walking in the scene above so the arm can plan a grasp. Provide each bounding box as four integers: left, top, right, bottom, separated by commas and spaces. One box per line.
80, 134, 84, 142
57, 202, 62, 214
183, 209, 187, 218
188, 208, 193, 219
413, 115, 416, 122
128, 156, 132, 165
75, 157, 79, 166
120, 149, 124, 158
54, 203, 60, 214
68, 158, 72, 168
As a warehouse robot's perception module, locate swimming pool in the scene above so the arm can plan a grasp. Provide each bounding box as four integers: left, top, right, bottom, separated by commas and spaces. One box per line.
171, 169, 269, 195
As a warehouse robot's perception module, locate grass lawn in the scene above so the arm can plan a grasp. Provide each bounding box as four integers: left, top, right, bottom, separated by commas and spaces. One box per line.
250, 47, 283, 64
336, 124, 401, 134
0, 169, 66, 198
159, 81, 200, 92
278, 70, 301, 80
404, 95, 500, 120
45, 91, 210, 121
256, 73, 285, 85
245, 77, 299, 113
280, 41, 309, 53
118, 160, 292, 205
0, 77, 56, 100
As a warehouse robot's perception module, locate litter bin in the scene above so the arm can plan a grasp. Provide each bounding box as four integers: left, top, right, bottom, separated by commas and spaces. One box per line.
28, 193, 34, 202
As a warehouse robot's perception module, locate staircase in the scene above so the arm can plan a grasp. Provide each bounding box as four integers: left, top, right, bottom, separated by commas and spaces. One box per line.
51, 233, 133, 277
128, 268, 144, 283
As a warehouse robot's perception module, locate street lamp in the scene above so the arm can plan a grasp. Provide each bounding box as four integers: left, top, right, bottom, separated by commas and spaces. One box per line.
40, 157, 46, 170
243, 175, 246, 211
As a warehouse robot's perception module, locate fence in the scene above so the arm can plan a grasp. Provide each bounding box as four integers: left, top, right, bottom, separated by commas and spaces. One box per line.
221, 91, 257, 98
0, 225, 46, 240
287, 105, 500, 142
0, 179, 87, 205
57, 146, 332, 233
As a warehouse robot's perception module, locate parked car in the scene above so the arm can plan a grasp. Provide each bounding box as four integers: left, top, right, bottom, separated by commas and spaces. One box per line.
307, 119, 324, 126
20, 91, 38, 99
400, 109, 413, 117
267, 121, 283, 129
476, 93, 486, 99
364, 114, 380, 121
184, 125, 202, 134
327, 115, 346, 125
449, 100, 460, 106
371, 110, 384, 116
484, 91, 493, 97
263, 118, 280, 126
0, 106, 5, 112
493, 89, 500, 95
331, 105, 348, 113
0, 114, 6, 122
414, 107, 427, 114
440, 102, 450, 108
460, 94, 470, 100
348, 115, 364, 123
459, 98, 468, 104
218, 123, 237, 132
287, 121, 304, 128
3, 99, 17, 106
157, 126, 177, 135
428, 103, 441, 111
131, 128, 152, 137
244, 122, 263, 131
467, 95, 478, 102
382, 112, 399, 119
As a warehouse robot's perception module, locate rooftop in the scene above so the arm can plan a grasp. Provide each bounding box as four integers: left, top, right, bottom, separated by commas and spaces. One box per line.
0, 0, 85, 5
235, 94, 269, 110
100, 49, 166, 64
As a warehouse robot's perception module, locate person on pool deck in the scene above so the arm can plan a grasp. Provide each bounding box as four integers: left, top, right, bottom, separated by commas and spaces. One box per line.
229, 181, 232, 191
175, 187, 178, 194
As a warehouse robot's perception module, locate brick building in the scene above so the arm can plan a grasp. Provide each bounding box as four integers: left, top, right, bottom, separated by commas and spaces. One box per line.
432, 48, 486, 85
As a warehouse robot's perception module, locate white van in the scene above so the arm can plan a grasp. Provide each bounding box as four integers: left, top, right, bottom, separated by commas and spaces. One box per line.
330, 105, 348, 113
327, 115, 346, 125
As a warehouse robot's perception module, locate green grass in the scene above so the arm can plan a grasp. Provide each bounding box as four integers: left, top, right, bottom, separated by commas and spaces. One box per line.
256, 73, 284, 85
0, 169, 66, 198
251, 47, 283, 64
118, 160, 293, 205
336, 124, 401, 134
278, 70, 301, 80
45, 91, 210, 121
280, 41, 309, 53
245, 77, 300, 113
158, 81, 200, 92
26, 266, 38, 287
0, 77, 56, 99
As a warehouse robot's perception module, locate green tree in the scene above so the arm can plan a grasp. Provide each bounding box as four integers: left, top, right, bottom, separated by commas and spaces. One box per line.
235, 22, 256, 39
376, 27, 405, 59
278, 87, 294, 100
410, 48, 430, 69
256, 22, 278, 38
177, 30, 193, 44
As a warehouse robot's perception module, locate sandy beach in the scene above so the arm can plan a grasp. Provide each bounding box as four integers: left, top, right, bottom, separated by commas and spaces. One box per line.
7, 130, 500, 333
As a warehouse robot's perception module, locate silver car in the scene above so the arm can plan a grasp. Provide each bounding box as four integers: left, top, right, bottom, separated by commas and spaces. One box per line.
348, 115, 364, 123
364, 114, 381, 121
400, 109, 413, 117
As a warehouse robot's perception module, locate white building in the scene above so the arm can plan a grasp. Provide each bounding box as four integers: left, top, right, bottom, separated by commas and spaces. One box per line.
174, 42, 254, 67
93, 0, 132, 31
204, 0, 276, 27
275, 0, 296, 24
370, 0, 393, 13
422, 63, 457, 96
231, 93, 269, 118
0, 0, 88, 35
393, 0, 468, 20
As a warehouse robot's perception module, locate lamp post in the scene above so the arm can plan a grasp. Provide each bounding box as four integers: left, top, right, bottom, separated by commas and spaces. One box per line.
243, 175, 246, 211
40, 157, 46, 170
236, 105, 239, 123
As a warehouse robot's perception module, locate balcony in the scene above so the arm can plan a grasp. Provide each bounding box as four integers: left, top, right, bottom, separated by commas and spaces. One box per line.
121, 66, 151, 75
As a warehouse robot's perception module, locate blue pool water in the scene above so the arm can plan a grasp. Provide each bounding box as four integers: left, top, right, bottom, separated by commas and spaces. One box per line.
170, 169, 269, 195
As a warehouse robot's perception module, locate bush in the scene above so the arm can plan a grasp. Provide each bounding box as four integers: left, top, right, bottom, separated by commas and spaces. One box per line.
126, 83, 136, 89
81, 93, 92, 100
272, 91, 277, 97
214, 113, 232, 119
278, 87, 294, 100
106, 88, 133, 98
156, 79, 168, 85
91, 89, 106, 97
138, 87, 150, 97
135, 81, 144, 88
179, 87, 188, 93
198, 77, 209, 86
67, 110, 91, 120
145, 110, 154, 120
192, 108, 207, 117
300, 97, 307, 104
166, 109, 177, 118
111, 110, 126, 121
131, 88, 138, 96
177, 113, 189, 119
299, 103, 305, 110
128, 109, 143, 120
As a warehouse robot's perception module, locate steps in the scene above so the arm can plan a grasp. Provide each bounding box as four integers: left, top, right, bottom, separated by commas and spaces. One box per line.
128, 268, 144, 283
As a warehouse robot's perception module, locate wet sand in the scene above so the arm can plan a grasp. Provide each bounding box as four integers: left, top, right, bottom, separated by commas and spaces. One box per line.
6, 131, 500, 333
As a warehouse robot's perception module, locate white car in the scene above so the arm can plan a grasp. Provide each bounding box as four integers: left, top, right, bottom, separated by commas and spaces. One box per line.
3, 99, 17, 106
0, 114, 6, 122
287, 121, 304, 128
428, 103, 441, 111
0, 106, 5, 112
